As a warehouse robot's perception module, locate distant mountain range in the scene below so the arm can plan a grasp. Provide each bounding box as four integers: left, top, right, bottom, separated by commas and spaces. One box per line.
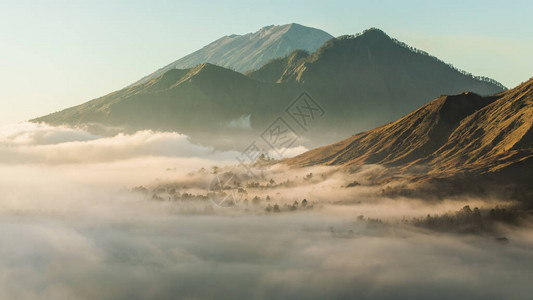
130, 23, 333, 86
286, 78, 533, 200
33, 26, 506, 150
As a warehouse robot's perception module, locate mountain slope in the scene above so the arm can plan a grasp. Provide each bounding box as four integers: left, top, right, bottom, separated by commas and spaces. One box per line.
285, 78, 533, 198
33, 63, 296, 147
428, 78, 533, 175
247, 28, 506, 141
131, 23, 333, 86
285, 92, 499, 167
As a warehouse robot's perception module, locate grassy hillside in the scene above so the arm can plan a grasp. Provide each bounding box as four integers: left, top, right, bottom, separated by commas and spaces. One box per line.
285, 78, 533, 200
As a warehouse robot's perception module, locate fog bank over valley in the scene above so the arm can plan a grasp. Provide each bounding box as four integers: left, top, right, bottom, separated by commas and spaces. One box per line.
0, 123, 532, 299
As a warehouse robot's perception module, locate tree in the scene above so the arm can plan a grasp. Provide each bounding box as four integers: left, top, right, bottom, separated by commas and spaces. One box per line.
301, 199, 308, 208
290, 201, 298, 211
211, 166, 219, 174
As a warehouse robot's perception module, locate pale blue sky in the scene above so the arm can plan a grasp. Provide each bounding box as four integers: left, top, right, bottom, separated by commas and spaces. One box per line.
0, 0, 531, 125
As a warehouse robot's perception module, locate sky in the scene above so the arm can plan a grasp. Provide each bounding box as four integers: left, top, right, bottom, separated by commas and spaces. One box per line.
0, 0, 531, 125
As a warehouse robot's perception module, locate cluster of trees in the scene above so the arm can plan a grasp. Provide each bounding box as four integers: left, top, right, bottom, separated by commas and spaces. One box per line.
134, 184, 212, 202
245, 178, 297, 189
153, 192, 210, 202
409, 205, 522, 233
196, 166, 222, 175
265, 199, 312, 213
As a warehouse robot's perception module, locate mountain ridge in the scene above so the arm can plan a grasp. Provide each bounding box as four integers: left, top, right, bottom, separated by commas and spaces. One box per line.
129, 23, 333, 87
249, 28, 505, 90
33, 27, 507, 150
284, 78, 533, 199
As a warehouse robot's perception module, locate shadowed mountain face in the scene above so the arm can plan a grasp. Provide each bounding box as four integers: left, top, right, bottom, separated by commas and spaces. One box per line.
285, 78, 533, 199
130, 23, 333, 87
248, 29, 505, 138
33, 28, 506, 150
32, 64, 297, 147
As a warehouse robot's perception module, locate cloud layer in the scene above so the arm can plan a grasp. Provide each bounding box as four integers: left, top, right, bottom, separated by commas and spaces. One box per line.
0, 122, 242, 164
0, 123, 532, 299
1, 215, 533, 300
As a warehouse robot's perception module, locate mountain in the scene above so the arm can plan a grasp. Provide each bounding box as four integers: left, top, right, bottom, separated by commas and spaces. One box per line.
33, 28, 506, 150
130, 23, 333, 86
248, 29, 504, 92
33, 63, 295, 147
284, 92, 498, 167
247, 28, 505, 139
285, 78, 533, 200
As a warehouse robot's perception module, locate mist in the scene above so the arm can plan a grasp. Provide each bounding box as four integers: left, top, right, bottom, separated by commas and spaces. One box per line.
1, 123, 532, 299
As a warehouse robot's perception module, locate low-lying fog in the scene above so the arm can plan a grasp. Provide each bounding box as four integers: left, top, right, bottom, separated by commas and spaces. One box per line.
1, 123, 532, 299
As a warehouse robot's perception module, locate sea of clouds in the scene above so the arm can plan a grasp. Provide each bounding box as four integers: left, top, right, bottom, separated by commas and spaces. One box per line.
0, 122, 532, 300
